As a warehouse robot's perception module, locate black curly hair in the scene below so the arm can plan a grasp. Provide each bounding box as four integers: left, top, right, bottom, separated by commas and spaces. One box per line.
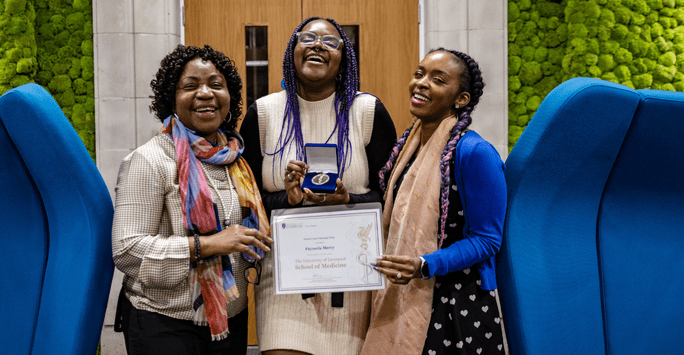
149, 44, 243, 131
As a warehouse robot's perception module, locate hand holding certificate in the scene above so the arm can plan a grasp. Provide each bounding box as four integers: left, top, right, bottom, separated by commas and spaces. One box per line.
271, 203, 386, 294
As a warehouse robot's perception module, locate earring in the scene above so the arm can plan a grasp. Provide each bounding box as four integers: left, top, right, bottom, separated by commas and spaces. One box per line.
225, 112, 232, 122
455, 105, 460, 109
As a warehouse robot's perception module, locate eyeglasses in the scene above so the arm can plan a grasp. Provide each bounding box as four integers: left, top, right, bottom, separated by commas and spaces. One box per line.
296, 31, 342, 50
239, 212, 264, 285
243, 255, 262, 285
241, 242, 263, 285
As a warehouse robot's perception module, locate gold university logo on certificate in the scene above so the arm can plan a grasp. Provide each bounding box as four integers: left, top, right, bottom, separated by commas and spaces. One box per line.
270, 203, 386, 294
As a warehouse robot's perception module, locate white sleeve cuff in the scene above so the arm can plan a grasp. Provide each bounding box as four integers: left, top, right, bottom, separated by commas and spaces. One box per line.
419, 256, 429, 279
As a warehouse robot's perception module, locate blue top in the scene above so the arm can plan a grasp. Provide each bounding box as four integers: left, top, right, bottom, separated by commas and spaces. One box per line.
421, 130, 506, 290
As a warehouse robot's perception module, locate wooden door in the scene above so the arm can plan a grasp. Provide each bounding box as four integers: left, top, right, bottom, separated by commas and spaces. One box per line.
185, 0, 303, 105
184, 0, 419, 345
185, 0, 419, 134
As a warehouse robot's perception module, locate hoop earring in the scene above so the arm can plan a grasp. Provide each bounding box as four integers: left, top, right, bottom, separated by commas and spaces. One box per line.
225, 111, 232, 122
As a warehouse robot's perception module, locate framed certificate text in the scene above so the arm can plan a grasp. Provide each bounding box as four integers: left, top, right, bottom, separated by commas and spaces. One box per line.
270, 203, 386, 294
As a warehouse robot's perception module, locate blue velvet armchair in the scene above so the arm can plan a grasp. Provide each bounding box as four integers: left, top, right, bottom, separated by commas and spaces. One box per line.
0, 84, 114, 354
498, 77, 684, 354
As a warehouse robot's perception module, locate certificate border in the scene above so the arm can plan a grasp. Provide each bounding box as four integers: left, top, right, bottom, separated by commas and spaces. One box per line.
271, 203, 386, 294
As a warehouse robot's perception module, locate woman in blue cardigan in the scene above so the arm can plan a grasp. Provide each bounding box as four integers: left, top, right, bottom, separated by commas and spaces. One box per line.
361, 48, 507, 355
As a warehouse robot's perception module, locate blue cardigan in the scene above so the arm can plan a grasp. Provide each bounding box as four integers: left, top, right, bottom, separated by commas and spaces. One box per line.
421, 131, 506, 290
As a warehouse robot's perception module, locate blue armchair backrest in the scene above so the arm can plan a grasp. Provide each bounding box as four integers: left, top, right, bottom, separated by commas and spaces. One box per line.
597, 89, 684, 354
0, 83, 114, 355
498, 78, 641, 354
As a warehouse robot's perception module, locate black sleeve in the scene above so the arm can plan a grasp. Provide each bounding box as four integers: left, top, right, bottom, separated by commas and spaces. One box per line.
348, 99, 397, 204
239, 103, 292, 217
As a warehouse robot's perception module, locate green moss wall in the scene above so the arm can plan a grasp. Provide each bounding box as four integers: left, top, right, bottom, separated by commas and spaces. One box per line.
0, 0, 94, 159
0, 0, 37, 93
509, 0, 684, 152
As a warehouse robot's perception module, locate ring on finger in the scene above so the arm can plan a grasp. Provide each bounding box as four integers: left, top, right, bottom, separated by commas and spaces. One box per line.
396, 272, 402, 279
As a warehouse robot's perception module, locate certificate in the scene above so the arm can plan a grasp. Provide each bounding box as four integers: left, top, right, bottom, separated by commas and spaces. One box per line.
271, 202, 386, 294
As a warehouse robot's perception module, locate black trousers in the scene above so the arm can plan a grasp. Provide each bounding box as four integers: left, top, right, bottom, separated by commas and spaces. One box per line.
120, 295, 248, 355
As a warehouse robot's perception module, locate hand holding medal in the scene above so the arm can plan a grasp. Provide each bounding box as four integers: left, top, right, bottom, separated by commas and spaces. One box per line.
284, 160, 308, 206
284, 160, 350, 206
302, 177, 350, 205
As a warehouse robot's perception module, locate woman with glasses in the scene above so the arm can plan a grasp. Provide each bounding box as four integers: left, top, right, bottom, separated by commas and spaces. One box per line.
112, 44, 271, 355
240, 17, 396, 355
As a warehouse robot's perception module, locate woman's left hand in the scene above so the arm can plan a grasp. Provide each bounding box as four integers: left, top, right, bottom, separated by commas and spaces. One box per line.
303, 178, 350, 206
371, 254, 422, 285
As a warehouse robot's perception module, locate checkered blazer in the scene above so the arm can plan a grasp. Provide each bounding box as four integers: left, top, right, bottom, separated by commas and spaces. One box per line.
112, 133, 248, 320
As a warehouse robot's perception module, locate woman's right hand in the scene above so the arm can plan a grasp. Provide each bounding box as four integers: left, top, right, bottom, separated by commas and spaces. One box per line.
284, 160, 309, 206
197, 224, 272, 261
371, 254, 422, 285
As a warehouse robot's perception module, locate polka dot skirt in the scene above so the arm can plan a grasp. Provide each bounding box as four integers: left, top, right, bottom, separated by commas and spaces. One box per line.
421, 183, 505, 355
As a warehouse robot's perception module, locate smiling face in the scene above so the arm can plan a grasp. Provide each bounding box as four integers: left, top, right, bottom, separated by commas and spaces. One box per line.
293, 20, 343, 93
409, 51, 470, 124
174, 57, 231, 142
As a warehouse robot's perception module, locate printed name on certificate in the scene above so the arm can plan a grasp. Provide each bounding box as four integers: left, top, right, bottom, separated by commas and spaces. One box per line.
271, 203, 386, 294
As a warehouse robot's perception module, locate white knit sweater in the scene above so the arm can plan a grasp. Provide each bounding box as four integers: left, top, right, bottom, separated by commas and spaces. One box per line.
256, 91, 375, 195
255, 91, 377, 355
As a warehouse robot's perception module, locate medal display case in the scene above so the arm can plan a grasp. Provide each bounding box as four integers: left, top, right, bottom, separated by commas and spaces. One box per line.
301, 143, 338, 194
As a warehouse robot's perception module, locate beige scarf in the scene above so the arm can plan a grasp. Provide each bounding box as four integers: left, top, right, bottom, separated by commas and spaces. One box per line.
361, 116, 457, 354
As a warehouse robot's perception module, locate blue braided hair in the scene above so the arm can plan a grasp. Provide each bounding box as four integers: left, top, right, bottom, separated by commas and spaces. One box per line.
266, 17, 360, 179
378, 48, 485, 248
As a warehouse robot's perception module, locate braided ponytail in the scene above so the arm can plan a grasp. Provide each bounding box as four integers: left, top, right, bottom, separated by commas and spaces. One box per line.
378, 119, 417, 192
434, 48, 485, 247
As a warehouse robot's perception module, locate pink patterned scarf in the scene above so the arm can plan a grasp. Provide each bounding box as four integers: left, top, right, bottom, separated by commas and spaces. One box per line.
163, 115, 269, 340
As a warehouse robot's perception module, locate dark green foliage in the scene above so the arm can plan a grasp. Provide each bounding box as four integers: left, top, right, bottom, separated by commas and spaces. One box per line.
1, 0, 95, 159
5, 0, 27, 15
509, 0, 684, 151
